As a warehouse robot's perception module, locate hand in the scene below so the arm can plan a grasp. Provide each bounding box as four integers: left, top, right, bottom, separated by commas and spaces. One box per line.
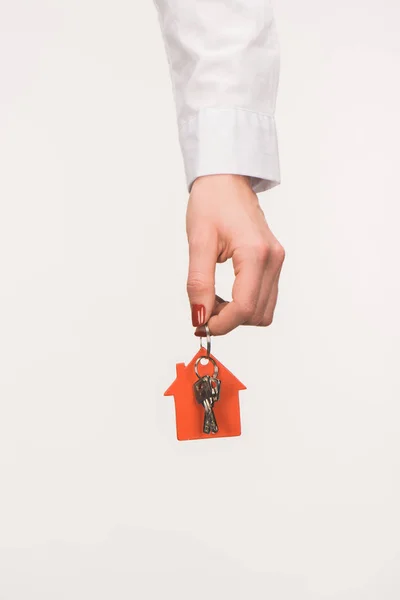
186, 174, 285, 336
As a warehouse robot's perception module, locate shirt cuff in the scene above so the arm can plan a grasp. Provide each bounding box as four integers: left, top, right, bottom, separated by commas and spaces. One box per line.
178, 107, 280, 195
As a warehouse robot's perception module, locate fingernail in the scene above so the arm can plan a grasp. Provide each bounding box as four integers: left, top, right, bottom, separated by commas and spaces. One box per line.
194, 326, 206, 337
191, 304, 206, 327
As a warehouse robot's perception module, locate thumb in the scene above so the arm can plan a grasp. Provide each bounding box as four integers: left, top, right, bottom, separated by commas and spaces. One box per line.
187, 232, 218, 328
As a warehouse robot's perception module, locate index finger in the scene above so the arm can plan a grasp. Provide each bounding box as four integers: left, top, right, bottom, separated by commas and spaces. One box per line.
206, 246, 265, 336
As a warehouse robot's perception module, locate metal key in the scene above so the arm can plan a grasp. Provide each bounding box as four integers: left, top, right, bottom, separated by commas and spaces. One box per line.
204, 375, 221, 433
193, 356, 221, 435
203, 398, 218, 434
209, 376, 221, 404
194, 375, 218, 434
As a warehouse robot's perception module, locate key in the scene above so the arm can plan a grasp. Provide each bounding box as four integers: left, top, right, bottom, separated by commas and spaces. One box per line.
193, 374, 212, 405
203, 376, 220, 433
193, 375, 219, 434
193, 355, 221, 435
203, 396, 218, 434
209, 376, 221, 404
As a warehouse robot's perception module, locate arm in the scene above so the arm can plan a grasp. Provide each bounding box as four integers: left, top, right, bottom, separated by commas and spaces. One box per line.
153, 0, 280, 193
154, 0, 284, 336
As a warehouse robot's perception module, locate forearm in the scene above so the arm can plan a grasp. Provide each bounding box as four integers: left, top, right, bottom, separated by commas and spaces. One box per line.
154, 0, 281, 193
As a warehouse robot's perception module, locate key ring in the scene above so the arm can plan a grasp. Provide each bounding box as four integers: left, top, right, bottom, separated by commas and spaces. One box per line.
199, 323, 211, 357
194, 355, 219, 379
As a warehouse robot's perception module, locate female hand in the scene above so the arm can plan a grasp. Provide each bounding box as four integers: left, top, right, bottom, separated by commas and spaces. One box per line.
186, 174, 285, 336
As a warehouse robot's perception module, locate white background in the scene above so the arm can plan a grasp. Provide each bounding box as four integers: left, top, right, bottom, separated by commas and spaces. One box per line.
0, 1, 399, 598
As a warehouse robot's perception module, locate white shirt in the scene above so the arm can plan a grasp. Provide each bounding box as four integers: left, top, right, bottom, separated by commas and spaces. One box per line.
153, 0, 280, 194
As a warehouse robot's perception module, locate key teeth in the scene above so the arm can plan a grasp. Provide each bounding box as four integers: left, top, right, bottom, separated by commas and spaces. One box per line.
203, 409, 212, 435
203, 406, 218, 435
206, 411, 218, 435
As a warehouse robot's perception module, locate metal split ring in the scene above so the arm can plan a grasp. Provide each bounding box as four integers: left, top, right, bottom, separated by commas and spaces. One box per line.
199, 323, 211, 357
194, 354, 219, 379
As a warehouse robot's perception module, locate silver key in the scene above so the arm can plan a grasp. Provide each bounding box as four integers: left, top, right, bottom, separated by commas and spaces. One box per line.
203, 396, 218, 434
194, 376, 218, 434
209, 376, 221, 404
193, 356, 221, 435
204, 376, 221, 433
193, 376, 216, 433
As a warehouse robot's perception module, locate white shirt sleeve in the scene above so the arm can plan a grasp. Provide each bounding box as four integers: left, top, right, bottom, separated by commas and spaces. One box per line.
153, 0, 280, 194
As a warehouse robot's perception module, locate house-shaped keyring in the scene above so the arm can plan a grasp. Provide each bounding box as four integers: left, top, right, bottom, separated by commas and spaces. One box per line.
164, 347, 246, 441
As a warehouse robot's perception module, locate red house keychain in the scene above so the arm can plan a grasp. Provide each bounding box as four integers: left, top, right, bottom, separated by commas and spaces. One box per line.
164, 325, 246, 441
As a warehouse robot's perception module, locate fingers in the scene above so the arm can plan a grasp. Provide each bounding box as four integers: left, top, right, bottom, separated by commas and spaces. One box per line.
243, 265, 276, 326
197, 242, 284, 336
213, 295, 227, 316
194, 295, 226, 336
245, 251, 284, 326
242, 265, 281, 327
206, 245, 266, 336
187, 231, 219, 327
262, 274, 280, 326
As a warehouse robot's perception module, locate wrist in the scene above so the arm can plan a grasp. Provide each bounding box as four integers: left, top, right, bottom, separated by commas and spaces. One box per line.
191, 174, 251, 193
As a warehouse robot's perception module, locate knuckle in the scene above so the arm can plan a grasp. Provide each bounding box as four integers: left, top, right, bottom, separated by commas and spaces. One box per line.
260, 315, 273, 327
272, 243, 286, 265
186, 273, 213, 294
254, 241, 270, 263
251, 313, 264, 326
